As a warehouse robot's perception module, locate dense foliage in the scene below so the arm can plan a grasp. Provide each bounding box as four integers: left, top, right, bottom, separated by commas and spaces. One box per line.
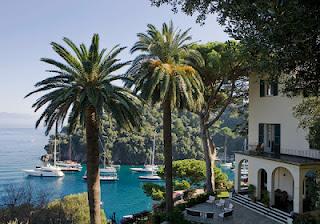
158, 159, 206, 186
187, 41, 248, 192
143, 159, 231, 201
50, 105, 245, 164
294, 98, 320, 149
46, 193, 108, 224
0, 185, 108, 224
151, 0, 320, 97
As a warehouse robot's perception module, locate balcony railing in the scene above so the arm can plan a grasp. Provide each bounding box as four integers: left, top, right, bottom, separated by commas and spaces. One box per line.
281, 148, 320, 160
247, 143, 320, 160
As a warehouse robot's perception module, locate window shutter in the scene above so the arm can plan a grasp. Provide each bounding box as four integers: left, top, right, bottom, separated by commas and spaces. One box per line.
274, 124, 281, 154
260, 80, 265, 97
274, 124, 280, 145
272, 82, 278, 96
259, 123, 264, 144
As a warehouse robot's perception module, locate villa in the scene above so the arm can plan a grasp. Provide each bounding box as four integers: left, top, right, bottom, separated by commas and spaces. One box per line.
234, 74, 320, 218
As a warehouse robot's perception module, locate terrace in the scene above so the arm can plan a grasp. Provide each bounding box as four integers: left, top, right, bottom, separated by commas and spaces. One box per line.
184, 198, 282, 224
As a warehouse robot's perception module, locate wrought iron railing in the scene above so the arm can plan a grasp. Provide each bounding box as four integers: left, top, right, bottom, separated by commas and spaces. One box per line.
246, 143, 320, 160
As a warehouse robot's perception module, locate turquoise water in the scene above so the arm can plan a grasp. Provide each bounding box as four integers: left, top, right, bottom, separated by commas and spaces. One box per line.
0, 128, 153, 221
0, 128, 235, 221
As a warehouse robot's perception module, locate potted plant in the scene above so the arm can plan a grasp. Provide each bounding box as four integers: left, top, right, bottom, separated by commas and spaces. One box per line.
261, 190, 270, 207
248, 184, 256, 202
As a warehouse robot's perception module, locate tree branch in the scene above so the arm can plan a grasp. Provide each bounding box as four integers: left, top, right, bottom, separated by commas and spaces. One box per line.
206, 80, 236, 128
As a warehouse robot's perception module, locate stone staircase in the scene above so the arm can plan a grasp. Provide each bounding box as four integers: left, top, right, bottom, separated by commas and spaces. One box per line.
231, 194, 293, 224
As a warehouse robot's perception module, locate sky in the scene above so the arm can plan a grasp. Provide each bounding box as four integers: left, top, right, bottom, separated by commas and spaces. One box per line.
0, 0, 229, 116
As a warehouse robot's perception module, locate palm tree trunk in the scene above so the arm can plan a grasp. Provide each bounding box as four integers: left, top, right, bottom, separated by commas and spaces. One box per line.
200, 114, 216, 193
163, 98, 173, 215
85, 107, 101, 224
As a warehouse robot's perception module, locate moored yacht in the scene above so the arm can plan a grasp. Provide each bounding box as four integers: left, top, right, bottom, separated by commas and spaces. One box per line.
23, 122, 65, 177
23, 164, 64, 177
83, 169, 118, 181
56, 160, 82, 172
138, 132, 161, 181
130, 164, 158, 173
56, 135, 82, 171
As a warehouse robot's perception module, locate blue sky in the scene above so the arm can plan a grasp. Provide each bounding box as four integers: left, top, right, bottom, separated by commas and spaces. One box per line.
0, 0, 229, 115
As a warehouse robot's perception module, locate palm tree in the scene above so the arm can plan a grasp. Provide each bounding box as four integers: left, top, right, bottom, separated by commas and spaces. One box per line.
126, 21, 204, 214
26, 34, 142, 224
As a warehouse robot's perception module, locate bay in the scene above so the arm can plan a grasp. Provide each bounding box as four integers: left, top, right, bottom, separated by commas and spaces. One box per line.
0, 128, 153, 221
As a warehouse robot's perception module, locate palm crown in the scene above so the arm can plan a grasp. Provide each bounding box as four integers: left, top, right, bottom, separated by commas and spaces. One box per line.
126, 21, 204, 111
26, 34, 141, 134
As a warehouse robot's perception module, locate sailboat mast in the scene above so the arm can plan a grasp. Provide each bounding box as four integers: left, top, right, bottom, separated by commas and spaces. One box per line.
54, 122, 58, 166
152, 132, 155, 166
224, 135, 227, 163
68, 135, 72, 160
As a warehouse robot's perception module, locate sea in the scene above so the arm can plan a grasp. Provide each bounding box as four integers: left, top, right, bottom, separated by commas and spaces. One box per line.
0, 128, 153, 221
0, 128, 234, 221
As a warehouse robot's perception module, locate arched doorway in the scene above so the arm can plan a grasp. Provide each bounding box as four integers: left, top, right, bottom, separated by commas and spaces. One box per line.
238, 159, 249, 192
272, 167, 294, 212
257, 169, 267, 200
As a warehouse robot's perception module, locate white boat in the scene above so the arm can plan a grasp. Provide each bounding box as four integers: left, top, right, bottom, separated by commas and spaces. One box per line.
56, 136, 82, 171
220, 135, 234, 169
82, 170, 118, 181
56, 161, 82, 171
138, 132, 161, 181
131, 131, 160, 173
23, 123, 64, 177
23, 164, 64, 177
130, 165, 158, 173
220, 162, 233, 168
82, 138, 118, 181
100, 166, 117, 173
138, 174, 161, 181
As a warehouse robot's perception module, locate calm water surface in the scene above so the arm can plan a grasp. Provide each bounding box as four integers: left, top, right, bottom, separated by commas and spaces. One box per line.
0, 128, 153, 220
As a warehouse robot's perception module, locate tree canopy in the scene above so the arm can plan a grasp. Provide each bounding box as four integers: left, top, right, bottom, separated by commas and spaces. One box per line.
151, 0, 320, 96
51, 105, 245, 164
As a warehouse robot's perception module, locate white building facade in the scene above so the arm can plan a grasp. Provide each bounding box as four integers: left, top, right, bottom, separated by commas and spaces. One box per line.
234, 74, 320, 214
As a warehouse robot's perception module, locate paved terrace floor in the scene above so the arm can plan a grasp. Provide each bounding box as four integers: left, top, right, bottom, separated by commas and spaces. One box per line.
184, 200, 276, 224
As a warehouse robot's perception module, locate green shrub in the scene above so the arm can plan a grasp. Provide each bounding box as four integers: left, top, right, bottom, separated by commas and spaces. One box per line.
293, 213, 317, 224
142, 183, 165, 201
248, 184, 256, 201
174, 180, 191, 190
293, 210, 320, 224
151, 188, 165, 201
185, 193, 212, 208
261, 190, 270, 207
152, 208, 192, 224
32, 193, 108, 224
214, 167, 233, 190
182, 189, 196, 201
158, 159, 206, 185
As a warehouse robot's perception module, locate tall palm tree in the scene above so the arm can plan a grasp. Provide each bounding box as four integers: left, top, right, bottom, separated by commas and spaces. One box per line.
26, 34, 142, 224
126, 21, 204, 214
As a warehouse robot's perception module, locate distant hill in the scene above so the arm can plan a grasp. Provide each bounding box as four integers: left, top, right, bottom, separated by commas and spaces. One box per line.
0, 112, 37, 128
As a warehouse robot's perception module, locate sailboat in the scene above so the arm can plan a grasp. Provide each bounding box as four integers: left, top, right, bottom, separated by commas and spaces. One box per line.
220, 135, 233, 169
23, 123, 64, 177
138, 133, 161, 181
56, 135, 82, 172
83, 137, 118, 181
130, 133, 159, 173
